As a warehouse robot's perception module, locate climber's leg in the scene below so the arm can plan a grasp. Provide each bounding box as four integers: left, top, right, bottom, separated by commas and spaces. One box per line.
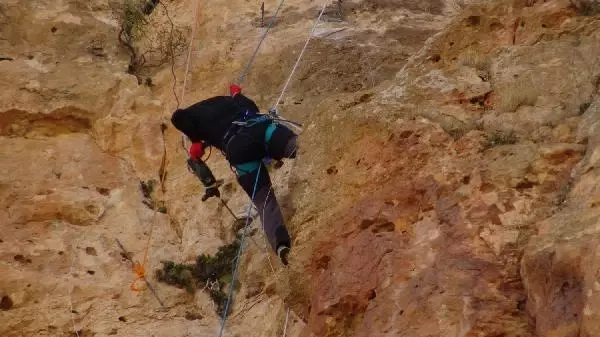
235, 162, 291, 256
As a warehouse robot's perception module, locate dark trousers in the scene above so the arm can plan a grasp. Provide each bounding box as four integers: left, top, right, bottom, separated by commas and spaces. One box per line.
226, 122, 297, 252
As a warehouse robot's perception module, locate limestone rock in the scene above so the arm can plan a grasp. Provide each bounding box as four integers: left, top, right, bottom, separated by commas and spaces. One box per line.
4, 0, 600, 336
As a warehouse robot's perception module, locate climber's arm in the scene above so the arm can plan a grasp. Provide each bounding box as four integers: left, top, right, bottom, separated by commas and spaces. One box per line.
187, 142, 221, 201
187, 158, 221, 201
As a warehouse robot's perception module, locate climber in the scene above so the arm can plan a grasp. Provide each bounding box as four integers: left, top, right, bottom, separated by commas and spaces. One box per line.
170, 84, 297, 265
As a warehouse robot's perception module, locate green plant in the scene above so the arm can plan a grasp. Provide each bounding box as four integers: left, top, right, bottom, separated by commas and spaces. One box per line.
209, 288, 229, 315
156, 260, 196, 293
194, 234, 240, 283
155, 235, 242, 314
484, 130, 518, 149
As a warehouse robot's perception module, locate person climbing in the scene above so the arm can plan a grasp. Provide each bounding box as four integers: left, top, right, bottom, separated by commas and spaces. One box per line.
170, 84, 297, 265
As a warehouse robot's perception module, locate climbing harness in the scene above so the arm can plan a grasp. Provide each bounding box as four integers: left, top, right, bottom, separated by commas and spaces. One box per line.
233, 112, 303, 136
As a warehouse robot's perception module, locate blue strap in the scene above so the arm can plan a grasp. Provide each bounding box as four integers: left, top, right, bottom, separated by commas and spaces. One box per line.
234, 114, 271, 127
265, 123, 277, 142
234, 161, 261, 176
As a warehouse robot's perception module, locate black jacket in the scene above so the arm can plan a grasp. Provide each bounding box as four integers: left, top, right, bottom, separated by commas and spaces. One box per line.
171, 94, 260, 149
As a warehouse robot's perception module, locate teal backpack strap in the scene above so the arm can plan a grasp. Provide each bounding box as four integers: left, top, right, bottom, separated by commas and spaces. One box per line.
265, 122, 277, 143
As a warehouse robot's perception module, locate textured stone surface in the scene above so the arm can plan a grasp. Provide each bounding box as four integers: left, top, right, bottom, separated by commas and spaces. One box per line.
3, 0, 600, 336
522, 96, 600, 337
0, 0, 449, 336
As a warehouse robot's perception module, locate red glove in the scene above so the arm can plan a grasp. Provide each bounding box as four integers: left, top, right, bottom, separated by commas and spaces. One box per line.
189, 142, 205, 160
229, 84, 242, 97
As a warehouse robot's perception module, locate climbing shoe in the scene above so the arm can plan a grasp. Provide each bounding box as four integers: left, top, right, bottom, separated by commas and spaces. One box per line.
277, 245, 290, 266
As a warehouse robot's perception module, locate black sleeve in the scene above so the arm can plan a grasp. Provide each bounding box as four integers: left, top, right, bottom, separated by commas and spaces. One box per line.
233, 94, 260, 114
187, 158, 217, 187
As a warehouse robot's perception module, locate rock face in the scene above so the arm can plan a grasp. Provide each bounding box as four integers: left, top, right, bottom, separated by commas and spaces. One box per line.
289, 1, 600, 336
521, 94, 600, 336
3, 0, 600, 336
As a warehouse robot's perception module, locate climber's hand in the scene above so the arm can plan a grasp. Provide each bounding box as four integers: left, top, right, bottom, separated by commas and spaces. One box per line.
202, 185, 221, 202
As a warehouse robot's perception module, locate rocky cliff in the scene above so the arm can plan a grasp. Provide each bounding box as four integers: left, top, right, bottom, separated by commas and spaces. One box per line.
2, 0, 600, 336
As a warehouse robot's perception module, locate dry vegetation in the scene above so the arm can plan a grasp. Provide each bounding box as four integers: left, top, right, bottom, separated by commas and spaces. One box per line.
459, 48, 492, 72
499, 80, 539, 112
116, 0, 189, 83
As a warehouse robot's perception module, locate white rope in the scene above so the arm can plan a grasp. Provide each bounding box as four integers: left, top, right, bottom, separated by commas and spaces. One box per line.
238, 0, 288, 85
272, 0, 330, 109
67, 230, 83, 337
179, 0, 201, 152
180, 0, 200, 107
281, 308, 291, 337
